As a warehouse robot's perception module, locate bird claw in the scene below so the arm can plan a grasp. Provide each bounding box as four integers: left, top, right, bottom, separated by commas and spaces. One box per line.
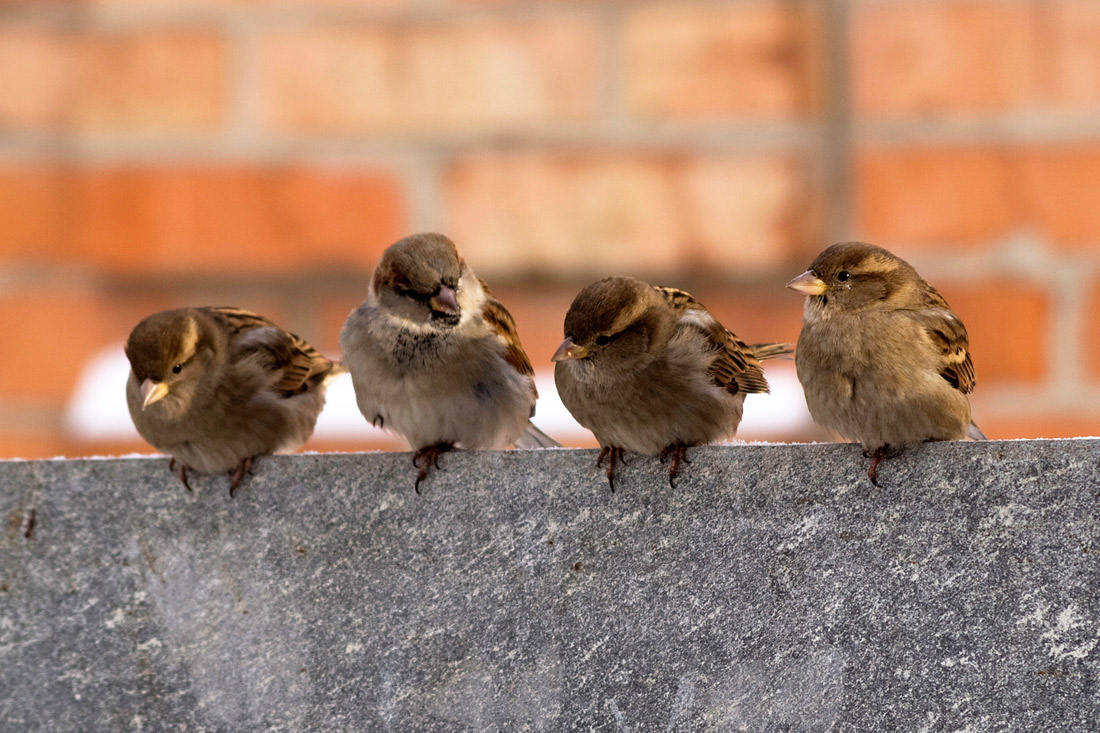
169, 458, 192, 492
228, 456, 255, 497
412, 443, 453, 493
596, 446, 626, 492
866, 446, 886, 487
659, 444, 692, 488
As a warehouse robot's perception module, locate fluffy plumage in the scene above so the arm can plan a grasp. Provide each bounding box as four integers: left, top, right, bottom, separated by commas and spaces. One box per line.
125, 307, 341, 494
787, 241, 984, 484
339, 232, 557, 491
553, 276, 790, 488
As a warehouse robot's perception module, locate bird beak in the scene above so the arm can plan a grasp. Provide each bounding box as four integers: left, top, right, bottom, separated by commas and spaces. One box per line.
551, 337, 589, 362
140, 379, 170, 409
786, 270, 827, 296
429, 285, 460, 316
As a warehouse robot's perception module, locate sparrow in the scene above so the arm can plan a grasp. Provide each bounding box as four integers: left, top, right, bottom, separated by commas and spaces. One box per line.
125, 307, 342, 495
552, 276, 790, 489
339, 232, 558, 492
787, 241, 985, 484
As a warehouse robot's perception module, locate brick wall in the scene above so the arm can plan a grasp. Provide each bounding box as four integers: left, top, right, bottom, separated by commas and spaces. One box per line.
2, 0, 1099, 461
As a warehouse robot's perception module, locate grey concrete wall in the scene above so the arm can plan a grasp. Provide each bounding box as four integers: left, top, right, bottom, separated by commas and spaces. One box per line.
2, 440, 1100, 731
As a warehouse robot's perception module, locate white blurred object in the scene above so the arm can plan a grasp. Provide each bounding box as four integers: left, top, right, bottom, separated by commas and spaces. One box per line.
65, 346, 813, 443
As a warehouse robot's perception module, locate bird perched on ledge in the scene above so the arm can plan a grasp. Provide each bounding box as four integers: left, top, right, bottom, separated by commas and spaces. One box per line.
125, 307, 342, 495
340, 232, 558, 492
553, 276, 790, 489
787, 242, 985, 485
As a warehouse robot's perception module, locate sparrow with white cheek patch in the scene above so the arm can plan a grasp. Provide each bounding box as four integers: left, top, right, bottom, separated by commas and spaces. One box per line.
787, 242, 985, 485
553, 276, 791, 489
339, 232, 558, 492
125, 307, 343, 495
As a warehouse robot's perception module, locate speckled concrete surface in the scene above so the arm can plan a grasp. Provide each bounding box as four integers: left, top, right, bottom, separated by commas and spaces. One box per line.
2, 440, 1099, 731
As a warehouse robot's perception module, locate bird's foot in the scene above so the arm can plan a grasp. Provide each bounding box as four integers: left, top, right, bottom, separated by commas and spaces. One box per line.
228, 456, 255, 497
412, 443, 453, 494
866, 446, 887, 487
169, 458, 192, 492
596, 446, 626, 491
659, 443, 692, 488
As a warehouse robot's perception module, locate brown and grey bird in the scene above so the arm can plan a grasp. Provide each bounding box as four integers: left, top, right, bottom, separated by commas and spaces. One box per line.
125, 307, 342, 495
339, 232, 558, 492
787, 242, 985, 484
553, 276, 790, 489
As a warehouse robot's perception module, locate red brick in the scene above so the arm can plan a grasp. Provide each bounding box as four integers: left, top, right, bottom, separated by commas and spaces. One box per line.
0, 163, 406, 274
852, 1, 1035, 117
935, 278, 1050, 385
854, 145, 1017, 247
624, 3, 816, 120
0, 28, 76, 130
443, 151, 809, 278
76, 30, 228, 134
257, 19, 599, 134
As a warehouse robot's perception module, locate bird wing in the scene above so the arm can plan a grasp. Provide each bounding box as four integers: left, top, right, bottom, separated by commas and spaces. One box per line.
204, 307, 340, 394
477, 279, 538, 396
654, 286, 779, 395
909, 288, 976, 395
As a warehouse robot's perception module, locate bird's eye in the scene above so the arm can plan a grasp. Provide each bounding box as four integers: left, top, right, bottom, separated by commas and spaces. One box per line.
595, 334, 610, 346
837, 271, 851, 282
171, 364, 182, 374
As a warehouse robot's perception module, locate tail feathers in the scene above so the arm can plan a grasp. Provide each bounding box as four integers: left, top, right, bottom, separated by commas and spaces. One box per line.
750, 342, 794, 361
514, 421, 561, 449
967, 421, 988, 441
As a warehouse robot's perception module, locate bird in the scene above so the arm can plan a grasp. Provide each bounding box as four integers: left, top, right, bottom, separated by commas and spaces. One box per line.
552, 276, 790, 489
125, 307, 343, 495
786, 241, 985, 484
339, 232, 558, 492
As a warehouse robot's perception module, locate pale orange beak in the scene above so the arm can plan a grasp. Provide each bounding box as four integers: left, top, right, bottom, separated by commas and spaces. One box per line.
786, 270, 827, 296
140, 379, 169, 409
551, 337, 589, 362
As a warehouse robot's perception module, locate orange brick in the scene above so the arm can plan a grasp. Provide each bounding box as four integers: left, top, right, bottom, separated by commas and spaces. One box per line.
0, 292, 116, 402
975, 415, 1100, 441
443, 151, 809, 278
936, 278, 1050, 385
1040, 1, 1100, 108
854, 145, 1017, 247
1018, 145, 1100, 247
0, 164, 69, 259
851, 1, 1035, 117
856, 144, 1100, 248
0, 28, 76, 130
257, 19, 599, 134
0, 163, 405, 273
0, 426, 67, 461
1081, 277, 1100, 382
624, 2, 816, 120
76, 30, 228, 134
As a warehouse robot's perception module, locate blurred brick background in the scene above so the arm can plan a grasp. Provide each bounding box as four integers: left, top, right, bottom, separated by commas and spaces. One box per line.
2, 0, 1100, 461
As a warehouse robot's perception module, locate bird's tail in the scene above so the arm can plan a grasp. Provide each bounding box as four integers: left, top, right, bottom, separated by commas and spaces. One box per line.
514, 421, 561, 449
750, 342, 794, 362
967, 421, 988, 441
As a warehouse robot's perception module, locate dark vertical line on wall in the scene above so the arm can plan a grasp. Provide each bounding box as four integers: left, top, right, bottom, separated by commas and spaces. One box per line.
820, 0, 853, 245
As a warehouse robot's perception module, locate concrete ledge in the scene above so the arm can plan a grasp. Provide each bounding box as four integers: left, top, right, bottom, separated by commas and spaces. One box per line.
3, 440, 1100, 730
